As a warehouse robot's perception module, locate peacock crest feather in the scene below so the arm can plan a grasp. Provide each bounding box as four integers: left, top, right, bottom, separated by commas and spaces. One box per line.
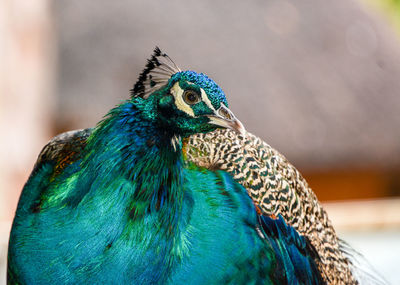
131, 46, 181, 99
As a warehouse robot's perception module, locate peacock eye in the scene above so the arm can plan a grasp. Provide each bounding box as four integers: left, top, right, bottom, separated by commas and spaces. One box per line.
183, 90, 201, 105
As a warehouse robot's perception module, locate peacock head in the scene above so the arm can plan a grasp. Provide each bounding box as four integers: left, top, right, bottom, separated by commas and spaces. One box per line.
131, 47, 245, 138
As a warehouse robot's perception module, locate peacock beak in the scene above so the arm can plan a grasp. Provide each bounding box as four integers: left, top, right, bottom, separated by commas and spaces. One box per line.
207, 105, 246, 136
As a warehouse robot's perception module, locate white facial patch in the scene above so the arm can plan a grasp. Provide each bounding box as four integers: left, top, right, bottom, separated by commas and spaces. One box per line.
170, 82, 195, 117
170, 81, 218, 117
200, 88, 217, 112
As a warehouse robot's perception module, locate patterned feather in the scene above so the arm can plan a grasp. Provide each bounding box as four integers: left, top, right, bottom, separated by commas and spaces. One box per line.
131, 46, 180, 99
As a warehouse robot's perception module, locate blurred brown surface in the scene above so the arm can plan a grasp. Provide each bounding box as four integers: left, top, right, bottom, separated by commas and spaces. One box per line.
304, 168, 400, 201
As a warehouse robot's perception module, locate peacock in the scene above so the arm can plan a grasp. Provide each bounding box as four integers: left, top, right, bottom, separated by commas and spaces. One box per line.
7, 48, 381, 284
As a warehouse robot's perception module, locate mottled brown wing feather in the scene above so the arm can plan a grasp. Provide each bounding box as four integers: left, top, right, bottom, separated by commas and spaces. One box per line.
33, 128, 93, 176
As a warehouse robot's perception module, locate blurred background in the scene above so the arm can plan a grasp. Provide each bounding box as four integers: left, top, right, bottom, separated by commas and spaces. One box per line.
1, 0, 400, 283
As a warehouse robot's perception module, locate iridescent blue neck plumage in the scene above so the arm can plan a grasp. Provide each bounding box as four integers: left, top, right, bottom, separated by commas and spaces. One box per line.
81, 98, 185, 223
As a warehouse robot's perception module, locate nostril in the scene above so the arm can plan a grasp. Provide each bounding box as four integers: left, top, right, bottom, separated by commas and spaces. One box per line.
218, 108, 232, 120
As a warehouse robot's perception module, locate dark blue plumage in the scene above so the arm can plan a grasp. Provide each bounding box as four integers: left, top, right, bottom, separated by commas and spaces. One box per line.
8, 48, 324, 284
258, 215, 323, 284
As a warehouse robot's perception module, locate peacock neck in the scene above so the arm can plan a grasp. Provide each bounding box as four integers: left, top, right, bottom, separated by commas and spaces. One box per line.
83, 99, 185, 223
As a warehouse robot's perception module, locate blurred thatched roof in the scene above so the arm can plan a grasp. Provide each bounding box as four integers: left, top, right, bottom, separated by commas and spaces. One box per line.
55, 0, 400, 170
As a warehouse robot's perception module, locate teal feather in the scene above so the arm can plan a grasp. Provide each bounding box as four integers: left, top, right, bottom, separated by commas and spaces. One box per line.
8, 48, 324, 284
